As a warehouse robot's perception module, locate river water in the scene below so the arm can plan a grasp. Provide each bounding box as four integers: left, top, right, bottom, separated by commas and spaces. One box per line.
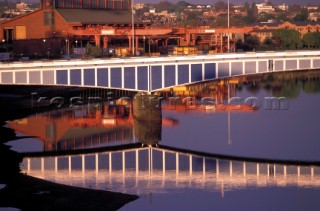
6, 69, 320, 210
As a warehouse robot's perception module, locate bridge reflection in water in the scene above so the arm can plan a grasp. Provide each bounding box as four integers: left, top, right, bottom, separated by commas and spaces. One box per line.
21, 146, 320, 196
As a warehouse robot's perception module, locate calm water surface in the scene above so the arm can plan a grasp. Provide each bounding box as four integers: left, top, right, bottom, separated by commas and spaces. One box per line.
7, 70, 320, 210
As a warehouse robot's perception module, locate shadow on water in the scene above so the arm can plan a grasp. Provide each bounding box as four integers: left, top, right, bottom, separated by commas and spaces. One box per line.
0, 85, 138, 211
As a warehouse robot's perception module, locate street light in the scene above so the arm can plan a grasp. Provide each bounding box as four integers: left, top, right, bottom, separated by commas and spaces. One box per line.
75, 40, 78, 48
65, 39, 69, 56
143, 36, 146, 54
227, 0, 230, 52
132, 0, 135, 56
2, 39, 5, 52
43, 39, 46, 58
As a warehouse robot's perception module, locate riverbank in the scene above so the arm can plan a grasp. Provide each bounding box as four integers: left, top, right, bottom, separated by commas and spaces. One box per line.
0, 85, 138, 210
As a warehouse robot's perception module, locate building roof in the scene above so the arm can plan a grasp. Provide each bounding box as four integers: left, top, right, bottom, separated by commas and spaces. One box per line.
56, 9, 140, 25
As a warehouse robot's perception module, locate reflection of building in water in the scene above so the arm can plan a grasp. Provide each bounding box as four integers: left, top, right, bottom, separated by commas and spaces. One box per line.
21, 146, 320, 196
9, 97, 179, 151
237, 70, 320, 99
9, 104, 134, 151
161, 79, 257, 112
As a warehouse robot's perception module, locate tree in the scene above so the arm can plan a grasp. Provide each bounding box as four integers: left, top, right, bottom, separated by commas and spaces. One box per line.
303, 32, 320, 48
245, 34, 260, 50
272, 29, 302, 50
85, 44, 102, 58
293, 8, 308, 22
258, 11, 275, 22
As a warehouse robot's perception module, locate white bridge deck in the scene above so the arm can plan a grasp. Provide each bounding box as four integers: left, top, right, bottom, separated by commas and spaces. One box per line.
1, 50, 320, 92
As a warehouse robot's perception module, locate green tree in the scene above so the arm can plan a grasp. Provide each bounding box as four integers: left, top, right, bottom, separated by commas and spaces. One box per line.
272, 29, 302, 50
245, 34, 260, 50
85, 44, 102, 58
258, 12, 275, 22
303, 32, 320, 48
293, 8, 308, 22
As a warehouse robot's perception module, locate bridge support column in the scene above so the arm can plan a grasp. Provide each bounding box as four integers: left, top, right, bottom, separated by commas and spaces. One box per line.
243, 162, 246, 176
229, 161, 232, 177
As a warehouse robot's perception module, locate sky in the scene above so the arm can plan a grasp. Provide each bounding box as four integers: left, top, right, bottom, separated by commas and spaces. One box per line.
23, 0, 320, 6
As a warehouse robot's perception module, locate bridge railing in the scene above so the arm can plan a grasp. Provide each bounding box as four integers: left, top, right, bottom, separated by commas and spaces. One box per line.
1, 50, 320, 92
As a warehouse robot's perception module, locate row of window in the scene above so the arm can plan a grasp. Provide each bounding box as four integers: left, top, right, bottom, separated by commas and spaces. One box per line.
54, 0, 131, 10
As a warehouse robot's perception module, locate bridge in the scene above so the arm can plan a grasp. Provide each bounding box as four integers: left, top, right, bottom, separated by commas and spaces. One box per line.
21, 145, 320, 195
1, 50, 320, 92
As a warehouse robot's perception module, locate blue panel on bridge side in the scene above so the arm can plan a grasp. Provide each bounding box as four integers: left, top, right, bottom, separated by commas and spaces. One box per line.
258, 61, 267, 73
231, 62, 243, 76
124, 67, 135, 89
56, 70, 68, 85
164, 65, 175, 87
151, 65, 162, 90
218, 63, 229, 77
97, 68, 108, 87
178, 64, 189, 84
245, 62, 256, 74
191, 64, 202, 82
137, 66, 148, 91
84, 68, 95, 86
111, 67, 122, 88
204, 63, 216, 80
299, 60, 311, 69
70, 69, 81, 85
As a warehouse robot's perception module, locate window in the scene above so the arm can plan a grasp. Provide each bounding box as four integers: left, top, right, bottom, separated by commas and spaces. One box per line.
44, 12, 54, 26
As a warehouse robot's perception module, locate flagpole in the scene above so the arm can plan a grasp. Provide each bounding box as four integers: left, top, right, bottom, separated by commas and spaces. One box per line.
132, 0, 135, 56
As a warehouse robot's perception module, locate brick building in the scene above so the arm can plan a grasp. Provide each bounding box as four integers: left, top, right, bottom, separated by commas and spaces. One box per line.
0, 0, 136, 57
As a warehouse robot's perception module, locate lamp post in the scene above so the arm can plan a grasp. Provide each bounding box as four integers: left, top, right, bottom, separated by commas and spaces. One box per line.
43, 39, 46, 58
227, 0, 230, 52
132, 0, 135, 56
65, 39, 69, 56
143, 36, 146, 55
2, 39, 5, 52
149, 37, 151, 57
